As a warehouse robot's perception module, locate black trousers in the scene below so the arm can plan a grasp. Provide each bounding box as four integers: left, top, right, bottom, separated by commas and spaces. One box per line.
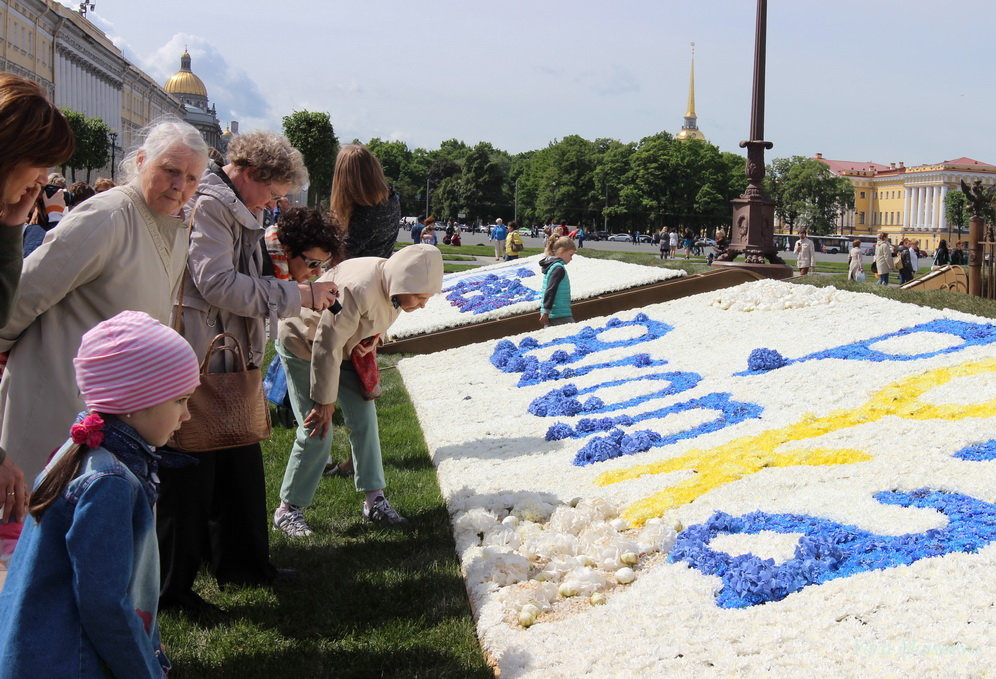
157, 442, 275, 600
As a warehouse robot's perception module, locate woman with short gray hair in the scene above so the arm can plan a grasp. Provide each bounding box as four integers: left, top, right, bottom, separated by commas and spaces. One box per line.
156, 130, 338, 616
0, 116, 209, 485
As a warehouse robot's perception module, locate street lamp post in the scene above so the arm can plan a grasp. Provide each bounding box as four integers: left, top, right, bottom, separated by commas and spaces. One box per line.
514, 178, 519, 224
713, 0, 791, 278
424, 177, 430, 216
108, 131, 117, 181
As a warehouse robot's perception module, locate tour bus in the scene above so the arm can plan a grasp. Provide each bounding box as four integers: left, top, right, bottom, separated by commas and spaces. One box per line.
775, 233, 876, 255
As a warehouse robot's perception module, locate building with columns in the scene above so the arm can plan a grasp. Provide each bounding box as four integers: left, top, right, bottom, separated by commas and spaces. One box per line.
815, 153, 996, 246
1, 0, 182, 178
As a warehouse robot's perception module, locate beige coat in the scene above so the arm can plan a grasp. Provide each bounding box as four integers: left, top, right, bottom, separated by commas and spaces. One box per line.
0, 184, 188, 481
179, 169, 300, 371
278, 245, 443, 405
874, 240, 895, 275
794, 237, 815, 269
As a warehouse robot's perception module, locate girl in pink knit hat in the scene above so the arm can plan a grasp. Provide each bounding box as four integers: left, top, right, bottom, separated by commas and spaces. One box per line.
0, 310, 200, 679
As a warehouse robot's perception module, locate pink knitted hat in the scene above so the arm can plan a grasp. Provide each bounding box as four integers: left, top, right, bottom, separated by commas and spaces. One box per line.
74, 310, 200, 414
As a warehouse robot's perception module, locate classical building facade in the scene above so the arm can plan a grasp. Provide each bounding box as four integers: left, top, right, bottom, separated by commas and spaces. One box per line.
163, 50, 223, 151
815, 153, 996, 245
1, 0, 181, 178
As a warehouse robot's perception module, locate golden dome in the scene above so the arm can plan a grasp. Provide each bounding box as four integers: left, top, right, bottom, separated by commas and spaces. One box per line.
164, 51, 207, 98
676, 128, 706, 141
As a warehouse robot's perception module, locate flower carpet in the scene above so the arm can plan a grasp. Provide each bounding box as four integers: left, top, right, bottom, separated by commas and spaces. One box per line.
398, 280, 996, 677
387, 254, 683, 339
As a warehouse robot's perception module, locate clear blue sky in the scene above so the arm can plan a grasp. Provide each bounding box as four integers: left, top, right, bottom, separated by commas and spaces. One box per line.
67, 0, 996, 166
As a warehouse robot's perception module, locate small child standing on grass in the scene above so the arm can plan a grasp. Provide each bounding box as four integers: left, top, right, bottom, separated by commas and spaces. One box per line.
0, 311, 201, 679
539, 237, 577, 327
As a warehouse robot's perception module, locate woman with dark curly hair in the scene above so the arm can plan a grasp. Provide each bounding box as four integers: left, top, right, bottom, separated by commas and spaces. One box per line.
263, 206, 343, 283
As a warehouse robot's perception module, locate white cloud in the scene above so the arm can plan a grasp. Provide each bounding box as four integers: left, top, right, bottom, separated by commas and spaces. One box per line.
140, 34, 273, 131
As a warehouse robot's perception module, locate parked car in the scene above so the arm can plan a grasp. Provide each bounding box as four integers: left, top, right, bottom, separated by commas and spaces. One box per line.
591, 231, 610, 241
606, 233, 631, 242
515, 227, 531, 236
695, 238, 716, 247
636, 234, 653, 243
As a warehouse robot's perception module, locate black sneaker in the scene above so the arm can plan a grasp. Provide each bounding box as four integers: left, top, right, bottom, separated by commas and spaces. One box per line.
363, 496, 409, 527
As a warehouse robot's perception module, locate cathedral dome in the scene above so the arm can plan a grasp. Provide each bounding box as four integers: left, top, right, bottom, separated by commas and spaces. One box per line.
164, 51, 207, 98
675, 128, 706, 141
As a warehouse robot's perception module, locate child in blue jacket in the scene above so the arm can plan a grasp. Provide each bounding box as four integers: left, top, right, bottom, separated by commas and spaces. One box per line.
539, 237, 577, 327
0, 311, 201, 678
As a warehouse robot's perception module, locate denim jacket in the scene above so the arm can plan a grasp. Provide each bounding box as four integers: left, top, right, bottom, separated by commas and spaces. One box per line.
0, 437, 166, 678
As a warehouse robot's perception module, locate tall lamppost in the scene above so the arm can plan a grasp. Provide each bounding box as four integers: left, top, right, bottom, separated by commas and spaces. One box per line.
714, 0, 792, 277
424, 177, 430, 216
108, 131, 118, 181
514, 177, 519, 223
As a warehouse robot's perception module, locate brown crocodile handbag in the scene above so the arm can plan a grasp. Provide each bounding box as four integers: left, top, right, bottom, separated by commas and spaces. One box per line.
167, 332, 272, 452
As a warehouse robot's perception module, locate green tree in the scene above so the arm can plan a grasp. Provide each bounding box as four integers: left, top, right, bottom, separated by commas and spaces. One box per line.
943, 188, 996, 239
60, 108, 88, 181
944, 190, 969, 235
536, 135, 598, 226
81, 117, 110, 183
282, 110, 338, 207
765, 156, 853, 235
458, 142, 508, 221
592, 139, 635, 230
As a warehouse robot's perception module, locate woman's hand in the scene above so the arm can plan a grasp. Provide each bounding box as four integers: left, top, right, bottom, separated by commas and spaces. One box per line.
301, 281, 339, 311
539, 313, 549, 327
304, 402, 335, 439
1, 184, 42, 227
0, 456, 26, 523
352, 335, 380, 358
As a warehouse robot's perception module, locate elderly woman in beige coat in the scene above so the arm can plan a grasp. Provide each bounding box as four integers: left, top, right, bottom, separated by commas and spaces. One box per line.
271, 245, 443, 538
873, 232, 895, 285
0, 118, 207, 489
156, 131, 338, 617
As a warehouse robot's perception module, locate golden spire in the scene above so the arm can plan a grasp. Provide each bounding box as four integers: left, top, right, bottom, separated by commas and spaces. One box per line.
685, 42, 696, 118
676, 42, 706, 141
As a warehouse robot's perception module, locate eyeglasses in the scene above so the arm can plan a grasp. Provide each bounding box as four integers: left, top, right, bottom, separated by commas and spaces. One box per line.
265, 183, 286, 202
302, 256, 333, 269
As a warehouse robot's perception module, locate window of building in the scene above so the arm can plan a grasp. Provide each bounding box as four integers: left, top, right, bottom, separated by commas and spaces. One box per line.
858, 212, 865, 225
860, 191, 866, 199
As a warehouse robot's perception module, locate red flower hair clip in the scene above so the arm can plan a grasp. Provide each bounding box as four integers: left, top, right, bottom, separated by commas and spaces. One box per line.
71, 412, 105, 448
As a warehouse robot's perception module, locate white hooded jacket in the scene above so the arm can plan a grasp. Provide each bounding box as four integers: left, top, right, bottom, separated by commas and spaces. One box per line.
278, 244, 443, 404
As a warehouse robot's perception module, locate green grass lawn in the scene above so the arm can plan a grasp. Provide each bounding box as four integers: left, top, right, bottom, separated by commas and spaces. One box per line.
159, 244, 994, 677
443, 263, 479, 273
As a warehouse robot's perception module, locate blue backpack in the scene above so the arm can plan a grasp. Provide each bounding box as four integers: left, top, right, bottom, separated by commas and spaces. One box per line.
493, 224, 508, 240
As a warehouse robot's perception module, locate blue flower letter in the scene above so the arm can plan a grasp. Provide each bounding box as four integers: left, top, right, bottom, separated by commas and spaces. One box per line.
670, 489, 996, 608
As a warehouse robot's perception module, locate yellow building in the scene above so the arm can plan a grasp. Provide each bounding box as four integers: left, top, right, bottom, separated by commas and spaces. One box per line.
815, 153, 996, 246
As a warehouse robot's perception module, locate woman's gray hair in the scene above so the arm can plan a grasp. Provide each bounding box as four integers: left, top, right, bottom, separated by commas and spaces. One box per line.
119, 116, 209, 183
225, 130, 309, 190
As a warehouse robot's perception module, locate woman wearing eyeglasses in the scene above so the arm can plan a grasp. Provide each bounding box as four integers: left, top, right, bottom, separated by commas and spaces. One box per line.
156, 131, 340, 618
263, 207, 341, 283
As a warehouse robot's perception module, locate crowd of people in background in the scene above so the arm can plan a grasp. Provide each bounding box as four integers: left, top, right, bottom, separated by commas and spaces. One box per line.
0, 73, 443, 675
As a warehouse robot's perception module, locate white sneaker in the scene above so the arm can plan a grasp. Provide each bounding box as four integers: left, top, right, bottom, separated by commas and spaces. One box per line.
363, 495, 409, 527
273, 505, 313, 538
